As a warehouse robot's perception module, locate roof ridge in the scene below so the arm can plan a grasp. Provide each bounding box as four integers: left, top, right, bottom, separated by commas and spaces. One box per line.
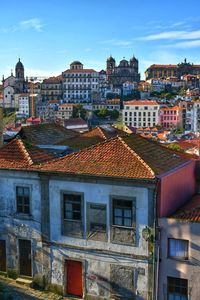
39, 136, 119, 167
97, 127, 107, 139
118, 136, 155, 176
16, 138, 33, 165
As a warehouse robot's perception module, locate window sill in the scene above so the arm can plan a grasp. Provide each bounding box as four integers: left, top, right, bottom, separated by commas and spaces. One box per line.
168, 256, 189, 262
13, 213, 33, 220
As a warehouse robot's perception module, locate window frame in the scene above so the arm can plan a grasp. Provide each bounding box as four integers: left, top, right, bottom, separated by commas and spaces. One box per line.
87, 203, 107, 240
167, 276, 188, 300
111, 196, 135, 229
168, 238, 189, 260
16, 186, 31, 215
63, 192, 83, 223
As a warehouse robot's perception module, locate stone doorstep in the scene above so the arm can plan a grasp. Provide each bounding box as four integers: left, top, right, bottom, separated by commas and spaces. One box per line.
16, 277, 33, 286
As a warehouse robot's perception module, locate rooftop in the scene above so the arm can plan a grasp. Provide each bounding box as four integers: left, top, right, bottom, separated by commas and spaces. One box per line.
39, 134, 189, 179
0, 138, 54, 169
18, 123, 78, 145
124, 100, 159, 106
171, 194, 200, 222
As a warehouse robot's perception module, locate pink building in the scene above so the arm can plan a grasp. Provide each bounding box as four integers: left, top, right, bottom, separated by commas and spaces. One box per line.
160, 106, 183, 129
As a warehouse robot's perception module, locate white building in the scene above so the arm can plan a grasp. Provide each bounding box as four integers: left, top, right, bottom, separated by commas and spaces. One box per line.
55, 103, 74, 120
17, 93, 30, 117
123, 100, 160, 128
122, 81, 137, 96
192, 100, 200, 133
62, 61, 100, 103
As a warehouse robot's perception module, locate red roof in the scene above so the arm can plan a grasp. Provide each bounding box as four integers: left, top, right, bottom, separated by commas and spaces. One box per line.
63, 69, 97, 73
124, 100, 159, 106
38, 134, 189, 179
149, 64, 177, 69
171, 194, 200, 222
0, 139, 54, 169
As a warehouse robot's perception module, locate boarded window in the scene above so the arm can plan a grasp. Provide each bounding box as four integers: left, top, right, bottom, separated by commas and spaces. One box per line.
87, 204, 107, 241
110, 265, 135, 299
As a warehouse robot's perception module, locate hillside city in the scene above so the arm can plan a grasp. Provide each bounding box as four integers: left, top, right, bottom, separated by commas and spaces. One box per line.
0, 55, 200, 299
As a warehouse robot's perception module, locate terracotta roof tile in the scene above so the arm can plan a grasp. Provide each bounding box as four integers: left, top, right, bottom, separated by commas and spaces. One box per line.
39, 134, 189, 179
171, 194, 200, 222
63, 69, 97, 73
0, 139, 54, 169
39, 136, 155, 180
124, 100, 159, 106
18, 123, 79, 145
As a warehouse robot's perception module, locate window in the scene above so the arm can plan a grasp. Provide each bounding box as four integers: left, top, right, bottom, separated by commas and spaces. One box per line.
87, 204, 106, 241
63, 194, 81, 221
167, 277, 188, 300
16, 186, 30, 214
113, 199, 132, 227
168, 239, 188, 260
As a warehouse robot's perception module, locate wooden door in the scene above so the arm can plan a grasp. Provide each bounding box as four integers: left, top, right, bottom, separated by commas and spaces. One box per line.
66, 260, 83, 297
19, 239, 32, 277
0, 240, 6, 272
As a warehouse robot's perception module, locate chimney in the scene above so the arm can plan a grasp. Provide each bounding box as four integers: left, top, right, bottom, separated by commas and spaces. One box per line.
0, 107, 3, 147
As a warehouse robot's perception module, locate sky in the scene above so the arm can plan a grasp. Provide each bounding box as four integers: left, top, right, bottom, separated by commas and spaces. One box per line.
1, 0, 200, 80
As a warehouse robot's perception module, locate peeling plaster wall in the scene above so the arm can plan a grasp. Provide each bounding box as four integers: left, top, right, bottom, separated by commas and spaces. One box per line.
0, 170, 44, 276
49, 179, 154, 299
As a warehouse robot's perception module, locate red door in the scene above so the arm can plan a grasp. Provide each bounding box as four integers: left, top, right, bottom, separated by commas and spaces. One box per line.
66, 260, 83, 297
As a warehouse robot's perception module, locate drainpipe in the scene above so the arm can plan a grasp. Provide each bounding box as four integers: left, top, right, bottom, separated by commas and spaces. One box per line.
0, 106, 3, 147
152, 178, 160, 300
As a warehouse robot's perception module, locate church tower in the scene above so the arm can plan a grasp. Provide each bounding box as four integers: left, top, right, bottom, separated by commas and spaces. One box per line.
15, 58, 25, 92
106, 56, 116, 75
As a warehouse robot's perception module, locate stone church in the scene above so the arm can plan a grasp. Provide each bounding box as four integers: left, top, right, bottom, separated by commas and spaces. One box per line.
106, 55, 140, 89
2, 59, 26, 107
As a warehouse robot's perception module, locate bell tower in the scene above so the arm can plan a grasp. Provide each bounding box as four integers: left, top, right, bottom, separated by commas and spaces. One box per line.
15, 58, 25, 92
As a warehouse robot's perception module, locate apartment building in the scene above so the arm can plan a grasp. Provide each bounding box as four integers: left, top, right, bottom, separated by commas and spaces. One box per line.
123, 100, 160, 128
55, 103, 74, 120
41, 75, 63, 102
159, 106, 183, 129
159, 194, 200, 300
62, 61, 99, 103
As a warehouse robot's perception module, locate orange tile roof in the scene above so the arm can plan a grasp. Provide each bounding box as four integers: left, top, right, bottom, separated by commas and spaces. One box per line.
124, 100, 159, 106
18, 123, 79, 145
63, 69, 97, 73
171, 194, 200, 222
43, 75, 62, 83
38, 134, 189, 179
149, 64, 177, 69
38, 136, 155, 179
0, 139, 54, 169
59, 103, 75, 108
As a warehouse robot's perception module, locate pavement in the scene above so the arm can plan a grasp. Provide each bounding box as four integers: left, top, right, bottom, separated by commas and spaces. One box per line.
0, 275, 73, 300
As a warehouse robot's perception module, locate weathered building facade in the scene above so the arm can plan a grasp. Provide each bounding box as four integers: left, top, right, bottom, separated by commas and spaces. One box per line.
145, 59, 200, 80
106, 56, 140, 89
0, 132, 197, 299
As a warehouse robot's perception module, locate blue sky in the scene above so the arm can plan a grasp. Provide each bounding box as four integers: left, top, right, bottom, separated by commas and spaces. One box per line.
1, 0, 200, 79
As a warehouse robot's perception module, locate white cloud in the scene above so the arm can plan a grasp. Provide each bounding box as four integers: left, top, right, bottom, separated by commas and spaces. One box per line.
18, 18, 43, 32
139, 30, 200, 41
0, 18, 44, 33
164, 39, 200, 49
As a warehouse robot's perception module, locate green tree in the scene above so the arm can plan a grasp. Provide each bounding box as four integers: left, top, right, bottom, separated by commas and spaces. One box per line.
72, 104, 87, 120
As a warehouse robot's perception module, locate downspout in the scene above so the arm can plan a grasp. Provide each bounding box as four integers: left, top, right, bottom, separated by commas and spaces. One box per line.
152, 177, 160, 300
